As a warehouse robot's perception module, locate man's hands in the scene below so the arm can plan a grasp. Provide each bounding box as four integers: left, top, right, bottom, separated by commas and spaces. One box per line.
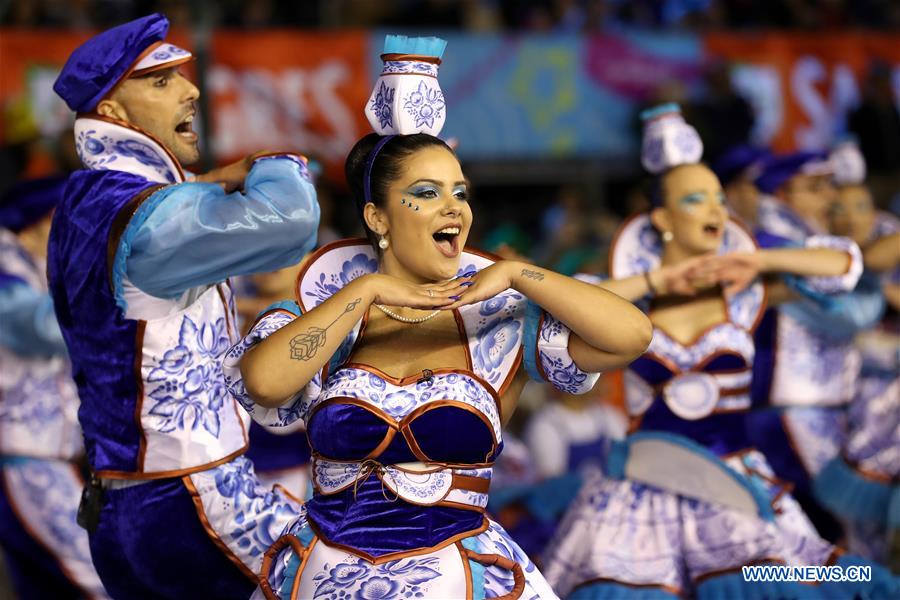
190, 155, 254, 192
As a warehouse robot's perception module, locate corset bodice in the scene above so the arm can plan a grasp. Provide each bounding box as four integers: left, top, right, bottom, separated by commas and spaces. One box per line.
308, 365, 502, 466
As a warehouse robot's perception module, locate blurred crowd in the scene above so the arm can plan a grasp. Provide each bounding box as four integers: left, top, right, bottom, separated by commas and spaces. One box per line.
4, 0, 900, 30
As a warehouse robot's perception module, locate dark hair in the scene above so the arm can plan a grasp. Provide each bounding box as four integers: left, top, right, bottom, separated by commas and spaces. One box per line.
649, 162, 713, 208
345, 133, 455, 249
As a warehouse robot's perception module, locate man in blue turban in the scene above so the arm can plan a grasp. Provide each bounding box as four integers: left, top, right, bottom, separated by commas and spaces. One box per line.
0, 177, 109, 599
48, 14, 320, 599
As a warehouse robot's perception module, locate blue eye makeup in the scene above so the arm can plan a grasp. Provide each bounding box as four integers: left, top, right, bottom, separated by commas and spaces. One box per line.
453, 185, 469, 201
408, 185, 439, 199
678, 192, 706, 207
717, 192, 727, 205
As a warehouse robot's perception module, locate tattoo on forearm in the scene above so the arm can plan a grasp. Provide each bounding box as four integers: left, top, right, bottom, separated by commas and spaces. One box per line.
289, 298, 361, 361
521, 268, 545, 281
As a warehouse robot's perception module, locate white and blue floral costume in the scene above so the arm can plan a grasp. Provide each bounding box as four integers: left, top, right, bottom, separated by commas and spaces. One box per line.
224, 239, 601, 599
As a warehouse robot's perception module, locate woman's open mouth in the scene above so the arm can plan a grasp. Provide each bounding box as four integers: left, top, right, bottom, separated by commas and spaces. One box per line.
432, 225, 461, 258
702, 223, 722, 237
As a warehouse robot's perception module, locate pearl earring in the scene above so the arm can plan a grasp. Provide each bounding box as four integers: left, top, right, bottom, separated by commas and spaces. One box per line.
662, 231, 674, 243
378, 236, 389, 250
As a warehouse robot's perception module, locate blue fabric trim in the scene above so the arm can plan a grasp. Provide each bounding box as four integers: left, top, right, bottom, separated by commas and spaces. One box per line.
297, 525, 315, 547
279, 547, 301, 600
461, 536, 485, 600
830, 555, 900, 599
570, 581, 679, 599
0, 456, 38, 467
523, 473, 583, 522
255, 300, 302, 321
111, 186, 171, 312
889, 488, 900, 528
813, 456, 893, 526
783, 275, 837, 311
383, 34, 447, 58
615, 431, 775, 520
522, 300, 544, 382
695, 565, 815, 600
605, 439, 629, 480
640, 103, 681, 122
277, 527, 314, 600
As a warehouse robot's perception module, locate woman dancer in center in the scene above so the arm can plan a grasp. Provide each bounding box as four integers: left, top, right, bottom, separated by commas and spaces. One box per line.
542, 104, 898, 599
223, 35, 652, 599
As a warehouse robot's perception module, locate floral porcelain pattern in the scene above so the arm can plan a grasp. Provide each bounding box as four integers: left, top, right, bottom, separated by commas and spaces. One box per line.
146, 315, 232, 438
381, 60, 439, 77
73, 117, 183, 184
369, 82, 395, 130
402, 80, 445, 129
312, 458, 489, 509
189, 456, 302, 568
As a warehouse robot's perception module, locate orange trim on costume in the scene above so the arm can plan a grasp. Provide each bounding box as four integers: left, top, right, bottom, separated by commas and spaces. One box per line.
103, 41, 195, 99
841, 453, 898, 484
95, 443, 248, 480
130, 54, 193, 78
133, 320, 148, 471
181, 475, 258, 582
305, 516, 489, 565
380, 53, 442, 65
462, 549, 526, 599
259, 533, 313, 600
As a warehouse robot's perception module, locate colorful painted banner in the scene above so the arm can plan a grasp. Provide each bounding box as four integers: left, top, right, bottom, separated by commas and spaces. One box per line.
706, 33, 900, 152
1, 28, 899, 171
375, 29, 702, 160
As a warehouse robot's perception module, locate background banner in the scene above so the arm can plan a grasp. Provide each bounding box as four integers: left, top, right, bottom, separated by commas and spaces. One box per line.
2, 29, 898, 173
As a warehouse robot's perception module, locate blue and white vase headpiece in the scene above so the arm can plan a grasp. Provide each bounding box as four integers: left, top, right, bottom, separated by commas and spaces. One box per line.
830, 139, 866, 187
365, 35, 448, 137
640, 103, 704, 175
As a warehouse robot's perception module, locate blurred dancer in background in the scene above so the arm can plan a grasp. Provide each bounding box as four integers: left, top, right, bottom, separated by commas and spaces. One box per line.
0, 178, 108, 599
542, 104, 896, 599
814, 140, 900, 566
748, 150, 881, 541
47, 13, 319, 599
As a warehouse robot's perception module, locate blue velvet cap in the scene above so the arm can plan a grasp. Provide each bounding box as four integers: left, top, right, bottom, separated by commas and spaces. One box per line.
53, 14, 170, 113
0, 176, 66, 232
712, 145, 770, 187
755, 151, 831, 194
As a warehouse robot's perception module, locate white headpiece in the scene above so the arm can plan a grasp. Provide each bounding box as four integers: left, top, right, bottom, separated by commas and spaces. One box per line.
830, 140, 866, 186
640, 103, 703, 175
365, 35, 448, 137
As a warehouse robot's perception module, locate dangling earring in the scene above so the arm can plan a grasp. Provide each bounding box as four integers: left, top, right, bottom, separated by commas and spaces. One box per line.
662, 231, 674, 243
378, 236, 389, 250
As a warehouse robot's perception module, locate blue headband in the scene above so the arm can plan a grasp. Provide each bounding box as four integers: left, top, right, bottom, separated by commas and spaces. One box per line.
363, 134, 396, 204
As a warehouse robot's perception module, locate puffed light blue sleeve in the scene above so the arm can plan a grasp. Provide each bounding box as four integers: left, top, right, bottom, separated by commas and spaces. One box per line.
118, 155, 320, 299
0, 276, 67, 357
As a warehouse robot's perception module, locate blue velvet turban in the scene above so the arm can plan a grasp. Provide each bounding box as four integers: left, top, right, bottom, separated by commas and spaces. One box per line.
755, 151, 831, 195
52, 13, 170, 113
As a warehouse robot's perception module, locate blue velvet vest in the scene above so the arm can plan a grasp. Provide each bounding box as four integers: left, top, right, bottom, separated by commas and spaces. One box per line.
47, 169, 160, 473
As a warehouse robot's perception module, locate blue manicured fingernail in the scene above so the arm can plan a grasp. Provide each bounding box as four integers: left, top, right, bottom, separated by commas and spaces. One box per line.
450, 295, 460, 300
464, 271, 477, 277
460, 282, 474, 287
